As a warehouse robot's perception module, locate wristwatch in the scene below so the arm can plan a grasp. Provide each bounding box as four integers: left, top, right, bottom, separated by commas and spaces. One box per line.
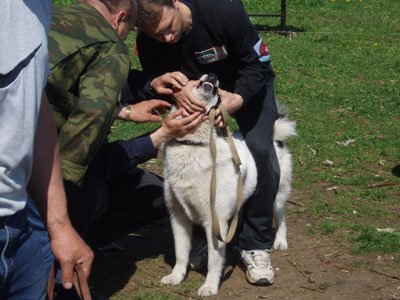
125, 105, 131, 121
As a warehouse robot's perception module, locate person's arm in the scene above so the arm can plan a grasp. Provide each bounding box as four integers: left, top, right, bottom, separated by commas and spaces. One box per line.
89, 109, 203, 179
149, 109, 203, 148
116, 99, 171, 123
58, 52, 131, 185
223, 0, 272, 107
27, 91, 93, 289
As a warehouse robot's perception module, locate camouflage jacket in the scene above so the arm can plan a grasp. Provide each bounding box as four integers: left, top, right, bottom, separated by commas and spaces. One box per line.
46, 2, 131, 185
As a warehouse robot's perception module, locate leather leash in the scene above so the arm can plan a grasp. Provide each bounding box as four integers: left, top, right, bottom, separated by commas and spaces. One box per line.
47, 261, 92, 300
209, 103, 243, 243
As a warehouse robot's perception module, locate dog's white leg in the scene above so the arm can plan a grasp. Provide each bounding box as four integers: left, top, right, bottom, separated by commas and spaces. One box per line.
273, 186, 290, 250
161, 197, 192, 286
197, 221, 226, 297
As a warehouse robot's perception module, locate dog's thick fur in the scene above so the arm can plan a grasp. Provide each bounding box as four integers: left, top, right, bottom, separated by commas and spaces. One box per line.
161, 74, 296, 297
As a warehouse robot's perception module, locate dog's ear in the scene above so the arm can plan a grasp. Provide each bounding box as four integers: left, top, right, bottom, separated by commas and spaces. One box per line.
199, 74, 208, 82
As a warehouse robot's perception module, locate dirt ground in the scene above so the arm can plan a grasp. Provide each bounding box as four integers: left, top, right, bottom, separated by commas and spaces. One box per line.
87, 186, 399, 300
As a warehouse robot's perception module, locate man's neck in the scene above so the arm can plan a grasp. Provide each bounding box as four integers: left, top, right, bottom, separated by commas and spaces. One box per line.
80, 0, 113, 26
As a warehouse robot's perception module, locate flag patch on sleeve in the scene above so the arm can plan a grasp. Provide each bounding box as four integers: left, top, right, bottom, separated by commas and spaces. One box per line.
253, 38, 270, 63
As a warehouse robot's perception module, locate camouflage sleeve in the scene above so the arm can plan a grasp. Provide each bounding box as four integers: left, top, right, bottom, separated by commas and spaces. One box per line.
58, 51, 130, 185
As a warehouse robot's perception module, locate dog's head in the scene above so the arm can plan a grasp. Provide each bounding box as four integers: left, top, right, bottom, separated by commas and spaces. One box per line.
192, 73, 220, 114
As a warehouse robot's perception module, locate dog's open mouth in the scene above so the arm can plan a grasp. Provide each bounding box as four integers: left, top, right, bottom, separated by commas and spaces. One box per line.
198, 73, 219, 96
201, 81, 214, 93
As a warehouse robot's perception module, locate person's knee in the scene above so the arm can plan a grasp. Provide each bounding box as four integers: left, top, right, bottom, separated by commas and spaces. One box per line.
246, 140, 273, 162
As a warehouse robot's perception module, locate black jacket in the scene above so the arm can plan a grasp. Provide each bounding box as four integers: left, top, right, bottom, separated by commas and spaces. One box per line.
125, 0, 273, 107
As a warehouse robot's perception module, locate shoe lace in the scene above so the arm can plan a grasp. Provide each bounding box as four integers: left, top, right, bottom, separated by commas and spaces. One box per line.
249, 250, 271, 269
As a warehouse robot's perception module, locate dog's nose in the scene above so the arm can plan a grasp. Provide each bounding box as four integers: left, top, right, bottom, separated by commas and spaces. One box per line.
207, 73, 217, 84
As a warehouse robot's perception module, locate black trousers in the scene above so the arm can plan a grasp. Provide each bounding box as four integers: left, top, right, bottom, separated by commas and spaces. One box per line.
64, 167, 166, 248
235, 68, 280, 251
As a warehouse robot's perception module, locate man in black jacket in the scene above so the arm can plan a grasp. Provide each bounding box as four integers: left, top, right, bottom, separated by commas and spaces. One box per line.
124, 0, 280, 286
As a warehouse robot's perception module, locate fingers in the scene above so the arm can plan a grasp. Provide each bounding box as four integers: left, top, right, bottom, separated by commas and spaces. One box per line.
150, 100, 171, 108
155, 87, 174, 95
77, 250, 94, 280
180, 111, 201, 125
179, 101, 196, 114
167, 108, 185, 121
146, 113, 163, 122
60, 261, 74, 289
168, 77, 187, 90
184, 83, 206, 112
152, 72, 188, 95
186, 94, 205, 112
212, 108, 222, 126
174, 87, 205, 113
184, 112, 203, 133
149, 100, 172, 114
169, 71, 189, 88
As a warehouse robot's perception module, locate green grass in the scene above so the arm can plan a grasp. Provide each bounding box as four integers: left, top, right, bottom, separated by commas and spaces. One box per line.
52, 0, 400, 256
262, 0, 400, 255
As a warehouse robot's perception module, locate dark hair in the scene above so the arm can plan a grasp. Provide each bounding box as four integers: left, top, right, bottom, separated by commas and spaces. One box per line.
135, 0, 174, 33
99, 0, 138, 28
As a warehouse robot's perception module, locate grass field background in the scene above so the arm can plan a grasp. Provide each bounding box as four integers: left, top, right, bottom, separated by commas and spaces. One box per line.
52, 0, 400, 264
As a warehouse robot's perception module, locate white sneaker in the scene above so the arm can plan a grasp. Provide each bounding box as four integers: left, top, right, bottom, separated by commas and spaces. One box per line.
240, 249, 274, 286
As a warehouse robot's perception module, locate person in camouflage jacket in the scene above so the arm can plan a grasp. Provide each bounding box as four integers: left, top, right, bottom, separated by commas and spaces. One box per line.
46, 0, 135, 185
45, 0, 203, 254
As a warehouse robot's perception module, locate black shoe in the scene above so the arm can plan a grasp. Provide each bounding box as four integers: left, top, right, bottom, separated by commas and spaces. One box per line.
189, 241, 207, 270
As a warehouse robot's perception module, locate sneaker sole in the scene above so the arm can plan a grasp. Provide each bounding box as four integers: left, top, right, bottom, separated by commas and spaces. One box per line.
240, 259, 274, 286
245, 270, 274, 286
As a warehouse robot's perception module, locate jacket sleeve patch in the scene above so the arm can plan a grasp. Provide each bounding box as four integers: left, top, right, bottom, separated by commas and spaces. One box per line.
253, 38, 271, 63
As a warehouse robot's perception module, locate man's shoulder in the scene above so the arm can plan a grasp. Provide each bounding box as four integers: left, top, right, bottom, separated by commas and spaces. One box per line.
194, 0, 243, 13
49, 2, 127, 65
51, 2, 122, 43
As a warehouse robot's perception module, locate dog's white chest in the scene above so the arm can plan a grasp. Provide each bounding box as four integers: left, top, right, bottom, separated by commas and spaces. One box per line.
163, 131, 257, 225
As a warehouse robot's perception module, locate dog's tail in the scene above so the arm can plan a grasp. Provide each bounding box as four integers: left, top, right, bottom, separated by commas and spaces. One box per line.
273, 102, 297, 142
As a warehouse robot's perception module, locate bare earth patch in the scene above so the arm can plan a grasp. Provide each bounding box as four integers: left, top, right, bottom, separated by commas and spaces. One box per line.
88, 186, 400, 300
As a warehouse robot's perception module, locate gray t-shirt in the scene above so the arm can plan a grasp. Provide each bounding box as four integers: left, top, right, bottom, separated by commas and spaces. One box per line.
0, 0, 51, 217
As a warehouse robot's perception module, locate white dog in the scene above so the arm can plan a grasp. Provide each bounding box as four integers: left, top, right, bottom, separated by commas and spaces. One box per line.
161, 74, 296, 297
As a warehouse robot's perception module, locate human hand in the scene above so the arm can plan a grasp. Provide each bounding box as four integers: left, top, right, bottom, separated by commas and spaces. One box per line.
150, 109, 204, 147
212, 89, 244, 127
49, 221, 94, 289
171, 80, 206, 114
163, 108, 204, 137
118, 100, 172, 123
150, 71, 189, 95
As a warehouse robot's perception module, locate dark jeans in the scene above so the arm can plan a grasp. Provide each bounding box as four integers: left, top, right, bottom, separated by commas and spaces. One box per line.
235, 71, 280, 251
0, 210, 49, 300
65, 167, 166, 249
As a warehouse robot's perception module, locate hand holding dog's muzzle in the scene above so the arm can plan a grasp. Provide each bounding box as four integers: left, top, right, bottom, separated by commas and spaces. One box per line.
172, 80, 205, 114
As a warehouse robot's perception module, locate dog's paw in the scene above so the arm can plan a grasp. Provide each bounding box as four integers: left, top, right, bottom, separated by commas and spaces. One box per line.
197, 283, 218, 297
273, 238, 288, 250
161, 273, 185, 286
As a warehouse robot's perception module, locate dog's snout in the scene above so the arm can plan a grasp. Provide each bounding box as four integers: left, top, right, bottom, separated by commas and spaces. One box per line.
207, 73, 217, 84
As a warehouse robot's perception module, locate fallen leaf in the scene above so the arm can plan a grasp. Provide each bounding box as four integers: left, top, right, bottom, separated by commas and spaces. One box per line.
336, 139, 356, 146
327, 186, 338, 191
324, 160, 334, 166
376, 228, 395, 233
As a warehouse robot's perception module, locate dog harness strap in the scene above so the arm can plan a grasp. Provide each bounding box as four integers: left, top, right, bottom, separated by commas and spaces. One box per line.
209, 108, 221, 240
209, 105, 244, 243
218, 103, 241, 166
